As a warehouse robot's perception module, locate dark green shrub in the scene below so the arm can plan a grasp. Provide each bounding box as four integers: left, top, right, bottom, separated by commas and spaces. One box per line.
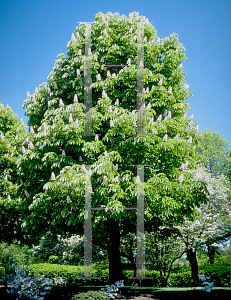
168, 271, 192, 287
71, 290, 109, 300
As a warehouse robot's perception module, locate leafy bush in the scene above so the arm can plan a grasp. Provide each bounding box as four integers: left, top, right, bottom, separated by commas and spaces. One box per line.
168, 271, 192, 287
71, 290, 109, 300
0, 266, 5, 279
0, 241, 35, 274
4, 260, 53, 300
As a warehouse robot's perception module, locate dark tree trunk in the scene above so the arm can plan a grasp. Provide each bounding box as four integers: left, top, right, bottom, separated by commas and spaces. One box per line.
186, 248, 199, 284
106, 218, 125, 285
207, 243, 215, 264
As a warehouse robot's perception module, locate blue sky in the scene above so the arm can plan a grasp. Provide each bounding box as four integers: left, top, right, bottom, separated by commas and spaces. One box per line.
0, 0, 230, 144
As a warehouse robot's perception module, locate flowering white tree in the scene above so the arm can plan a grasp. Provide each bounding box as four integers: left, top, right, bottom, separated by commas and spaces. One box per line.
176, 166, 231, 283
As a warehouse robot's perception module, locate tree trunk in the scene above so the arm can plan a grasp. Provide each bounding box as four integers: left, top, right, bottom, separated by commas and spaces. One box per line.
186, 248, 199, 284
207, 242, 215, 264
106, 217, 125, 285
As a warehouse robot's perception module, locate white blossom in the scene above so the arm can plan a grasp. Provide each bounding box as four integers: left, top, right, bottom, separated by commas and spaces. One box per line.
30, 126, 34, 133
62, 150, 65, 157
178, 63, 183, 69
24, 190, 29, 198
95, 134, 99, 141
115, 99, 119, 106
75, 119, 79, 126
88, 48, 92, 55
167, 87, 172, 93
76, 32, 80, 37
69, 114, 73, 123
78, 49, 81, 55
158, 78, 162, 86
146, 103, 151, 109
27, 91, 30, 97
135, 176, 141, 183
71, 33, 76, 41
110, 120, 114, 127
107, 70, 111, 77
174, 134, 179, 140
113, 176, 119, 183
74, 94, 78, 103
183, 113, 187, 119
178, 174, 184, 183
22, 146, 26, 153
67, 196, 72, 203
127, 58, 131, 65
157, 37, 160, 43
35, 87, 38, 93
51, 172, 56, 180
59, 99, 64, 106
102, 90, 107, 97
108, 106, 112, 113
97, 73, 101, 81
105, 21, 109, 27
105, 150, 108, 156
129, 27, 133, 33
187, 137, 192, 143
0, 133, 4, 139
157, 115, 162, 122
114, 107, 118, 114
189, 120, 193, 126
79, 156, 83, 161
184, 83, 189, 89
189, 114, 194, 119
7, 194, 11, 200
196, 125, 199, 131
103, 29, 108, 36
163, 134, 168, 141
144, 36, 147, 42
28, 141, 34, 149
150, 117, 154, 124
76, 69, 80, 76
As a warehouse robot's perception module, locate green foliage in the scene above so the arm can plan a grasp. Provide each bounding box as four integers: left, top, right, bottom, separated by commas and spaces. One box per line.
0, 102, 28, 244
0, 266, 5, 279
71, 290, 109, 300
0, 241, 35, 274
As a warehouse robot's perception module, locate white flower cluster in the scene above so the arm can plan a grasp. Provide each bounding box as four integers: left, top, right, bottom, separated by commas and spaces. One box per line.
101, 280, 124, 299
198, 274, 214, 292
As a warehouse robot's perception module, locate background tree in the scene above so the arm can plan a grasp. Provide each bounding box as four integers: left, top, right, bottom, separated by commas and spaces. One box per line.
16, 11, 207, 285
0, 101, 27, 244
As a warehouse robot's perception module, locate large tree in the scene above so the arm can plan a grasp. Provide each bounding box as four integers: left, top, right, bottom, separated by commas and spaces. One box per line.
16, 11, 207, 285
0, 102, 28, 244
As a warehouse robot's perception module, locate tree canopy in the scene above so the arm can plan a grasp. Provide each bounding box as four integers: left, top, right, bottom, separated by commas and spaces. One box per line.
15, 11, 208, 283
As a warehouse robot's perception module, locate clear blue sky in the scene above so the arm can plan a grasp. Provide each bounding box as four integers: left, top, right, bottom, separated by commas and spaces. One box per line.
0, 0, 230, 143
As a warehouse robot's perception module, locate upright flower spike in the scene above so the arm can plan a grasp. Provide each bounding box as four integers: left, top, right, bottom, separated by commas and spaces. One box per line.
115, 99, 119, 106
105, 21, 109, 27
69, 114, 73, 123
71, 33, 76, 41
196, 125, 199, 131
158, 78, 163, 86
76, 69, 80, 76
175, 134, 179, 140
102, 90, 107, 98
110, 120, 114, 127
163, 134, 168, 141
27, 91, 30, 97
0, 133, 4, 139
113, 176, 119, 183
28, 141, 34, 149
189, 114, 194, 119
78, 49, 81, 55
51, 172, 56, 181
97, 73, 101, 81
168, 111, 172, 119
109, 106, 112, 113
127, 58, 131, 65
178, 174, 184, 183
95, 134, 99, 141
35, 87, 38, 93
144, 36, 147, 43
146, 103, 151, 109
103, 29, 108, 36
129, 27, 133, 33
30, 126, 34, 134
74, 94, 78, 103
32, 94, 36, 102
157, 115, 162, 122
150, 117, 154, 124
184, 83, 189, 89
178, 63, 183, 69
188, 137, 192, 143
75, 119, 79, 126
76, 31, 80, 37
107, 70, 111, 77
183, 113, 187, 119
135, 175, 141, 183
59, 99, 64, 106
114, 107, 118, 114
22, 146, 26, 153
67, 196, 72, 203
167, 87, 172, 93
189, 120, 193, 126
